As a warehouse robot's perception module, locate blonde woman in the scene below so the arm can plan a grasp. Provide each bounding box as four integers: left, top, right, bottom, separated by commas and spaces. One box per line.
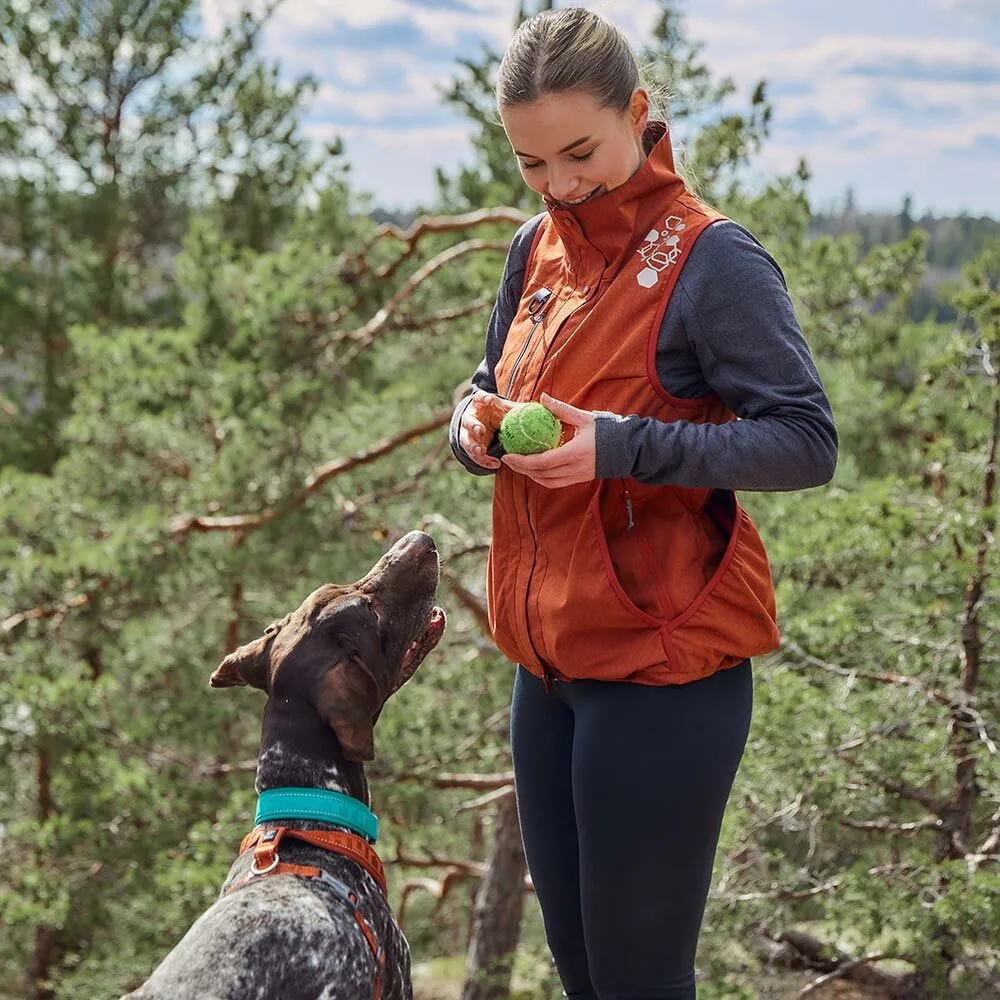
450, 9, 837, 998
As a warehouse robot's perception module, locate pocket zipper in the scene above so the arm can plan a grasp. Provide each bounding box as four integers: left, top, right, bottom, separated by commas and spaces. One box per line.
624, 484, 635, 531
503, 287, 552, 397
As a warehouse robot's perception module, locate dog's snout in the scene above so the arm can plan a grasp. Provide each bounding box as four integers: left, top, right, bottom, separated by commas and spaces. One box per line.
394, 530, 436, 556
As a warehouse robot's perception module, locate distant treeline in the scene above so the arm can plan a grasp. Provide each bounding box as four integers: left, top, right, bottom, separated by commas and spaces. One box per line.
810, 194, 1000, 322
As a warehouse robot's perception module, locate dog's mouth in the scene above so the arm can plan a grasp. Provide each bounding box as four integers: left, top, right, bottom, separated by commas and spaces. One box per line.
400, 605, 446, 675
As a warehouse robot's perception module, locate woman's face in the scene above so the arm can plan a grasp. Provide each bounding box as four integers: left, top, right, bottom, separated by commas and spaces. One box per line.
500, 87, 649, 208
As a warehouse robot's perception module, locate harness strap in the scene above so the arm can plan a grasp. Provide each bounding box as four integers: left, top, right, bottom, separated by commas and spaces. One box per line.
224, 826, 388, 1000
238, 825, 387, 895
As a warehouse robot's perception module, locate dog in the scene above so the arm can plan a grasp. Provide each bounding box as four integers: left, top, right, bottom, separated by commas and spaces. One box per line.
122, 530, 446, 1000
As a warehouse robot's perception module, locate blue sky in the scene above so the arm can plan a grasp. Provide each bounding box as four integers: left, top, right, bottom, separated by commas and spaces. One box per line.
202, 0, 1000, 217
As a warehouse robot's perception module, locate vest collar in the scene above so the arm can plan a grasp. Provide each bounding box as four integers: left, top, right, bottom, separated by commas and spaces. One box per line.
544, 120, 686, 273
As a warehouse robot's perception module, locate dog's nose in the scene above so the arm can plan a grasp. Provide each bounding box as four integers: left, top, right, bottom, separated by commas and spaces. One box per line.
395, 530, 436, 555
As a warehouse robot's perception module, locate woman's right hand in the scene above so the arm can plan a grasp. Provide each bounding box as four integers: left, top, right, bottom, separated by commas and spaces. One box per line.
459, 391, 517, 470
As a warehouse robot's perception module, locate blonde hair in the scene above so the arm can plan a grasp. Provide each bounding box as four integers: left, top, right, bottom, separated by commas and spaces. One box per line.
497, 7, 661, 116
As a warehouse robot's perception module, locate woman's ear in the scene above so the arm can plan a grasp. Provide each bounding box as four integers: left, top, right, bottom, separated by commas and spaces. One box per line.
630, 87, 650, 135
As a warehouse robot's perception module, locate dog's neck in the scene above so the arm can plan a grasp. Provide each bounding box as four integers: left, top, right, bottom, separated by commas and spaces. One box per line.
254, 695, 370, 807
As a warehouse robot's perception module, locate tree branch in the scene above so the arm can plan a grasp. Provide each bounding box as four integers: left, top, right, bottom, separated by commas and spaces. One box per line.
838, 751, 950, 819
347, 207, 529, 284
444, 574, 491, 636
337, 239, 511, 369
841, 817, 943, 834
798, 953, 906, 997
456, 785, 515, 814
3, 592, 92, 636
170, 409, 451, 539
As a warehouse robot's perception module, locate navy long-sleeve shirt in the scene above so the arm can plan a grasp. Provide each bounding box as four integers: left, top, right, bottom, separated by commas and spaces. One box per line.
450, 214, 837, 492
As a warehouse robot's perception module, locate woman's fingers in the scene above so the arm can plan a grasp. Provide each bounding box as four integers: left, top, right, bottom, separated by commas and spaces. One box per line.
460, 400, 501, 469
472, 392, 516, 431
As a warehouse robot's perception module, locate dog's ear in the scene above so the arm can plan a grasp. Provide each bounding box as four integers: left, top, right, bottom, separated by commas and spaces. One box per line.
313, 658, 382, 762
209, 617, 286, 691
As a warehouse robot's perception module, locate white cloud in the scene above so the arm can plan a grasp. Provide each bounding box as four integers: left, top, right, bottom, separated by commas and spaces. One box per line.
262, 0, 512, 47
311, 73, 444, 123
199, 0, 1000, 215
931, 0, 1000, 25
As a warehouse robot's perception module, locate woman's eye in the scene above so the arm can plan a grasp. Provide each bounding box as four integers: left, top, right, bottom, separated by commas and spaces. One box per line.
571, 151, 595, 163
521, 161, 542, 171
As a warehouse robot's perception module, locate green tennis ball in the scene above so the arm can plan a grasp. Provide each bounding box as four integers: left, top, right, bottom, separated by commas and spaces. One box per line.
500, 402, 561, 455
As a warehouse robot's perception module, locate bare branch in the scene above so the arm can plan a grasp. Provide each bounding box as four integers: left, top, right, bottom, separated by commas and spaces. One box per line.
390, 846, 534, 892
838, 752, 950, 819
964, 852, 1000, 873
456, 785, 515, 814
196, 759, 259, 780
780, 639, 957, 711
798, 953, 906, 998
170, 409, 451, 539
338, 240, 511, 368
302, 411, 450, 494
841, 818, 943, 834
415, 771, 515, 790
976, 806, 1000, 857
717, 879, 843, 904
456, 706, 511, 758
716, 861, 924, 905
348, 207, 529, 285
444, 573, 491, 636
447, 542, 491, 562
387, 297, 492, 332
3, 593, 92, 636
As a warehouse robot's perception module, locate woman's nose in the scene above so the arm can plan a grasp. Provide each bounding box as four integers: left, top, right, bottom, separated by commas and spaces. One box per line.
546, 169, 580, 202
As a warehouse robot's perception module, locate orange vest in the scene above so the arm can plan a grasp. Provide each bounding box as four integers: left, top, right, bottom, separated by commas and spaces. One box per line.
487, 123, 781, 686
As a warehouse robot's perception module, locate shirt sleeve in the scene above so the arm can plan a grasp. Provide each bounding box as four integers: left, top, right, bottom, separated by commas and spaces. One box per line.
594, 223, 838, 491
449, 214, 543, 476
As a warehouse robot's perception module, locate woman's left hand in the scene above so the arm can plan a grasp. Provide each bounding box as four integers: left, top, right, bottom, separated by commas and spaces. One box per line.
501, 393, 597, 488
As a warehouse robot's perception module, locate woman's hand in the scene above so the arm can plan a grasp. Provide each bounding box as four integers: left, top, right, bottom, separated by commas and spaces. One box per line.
459, 391, 518, 471
501, 393, 597, 488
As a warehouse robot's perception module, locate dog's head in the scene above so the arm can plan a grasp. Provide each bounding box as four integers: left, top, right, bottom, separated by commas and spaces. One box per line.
209, 530, 446, 761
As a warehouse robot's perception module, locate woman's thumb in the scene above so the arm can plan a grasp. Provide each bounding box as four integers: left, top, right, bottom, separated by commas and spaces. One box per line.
542, 393, 588, 424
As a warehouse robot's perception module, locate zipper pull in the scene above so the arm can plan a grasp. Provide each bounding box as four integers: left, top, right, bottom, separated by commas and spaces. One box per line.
528, 287, 552, 317
624, 485, 635, 531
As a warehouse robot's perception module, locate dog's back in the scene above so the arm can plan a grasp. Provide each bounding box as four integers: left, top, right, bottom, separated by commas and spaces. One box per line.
123, 874, 409, 1000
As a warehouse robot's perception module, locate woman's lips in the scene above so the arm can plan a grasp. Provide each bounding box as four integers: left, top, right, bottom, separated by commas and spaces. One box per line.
555, 185, 604, 207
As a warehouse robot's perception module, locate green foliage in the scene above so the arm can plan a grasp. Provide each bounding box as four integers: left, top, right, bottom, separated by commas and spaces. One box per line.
0, 0, 340, 475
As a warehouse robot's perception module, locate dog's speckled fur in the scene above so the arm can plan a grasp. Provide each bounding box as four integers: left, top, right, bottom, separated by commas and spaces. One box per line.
121, 531, 445, 1000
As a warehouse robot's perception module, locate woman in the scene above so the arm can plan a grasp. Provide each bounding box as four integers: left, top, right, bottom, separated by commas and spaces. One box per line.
449, 8, 837, 999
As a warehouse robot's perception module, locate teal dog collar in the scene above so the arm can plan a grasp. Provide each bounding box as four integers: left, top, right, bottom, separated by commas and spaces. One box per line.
255, 788, 379, 843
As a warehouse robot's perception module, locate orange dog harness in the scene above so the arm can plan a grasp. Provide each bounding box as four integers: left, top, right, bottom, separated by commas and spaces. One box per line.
225, 825, 387, 999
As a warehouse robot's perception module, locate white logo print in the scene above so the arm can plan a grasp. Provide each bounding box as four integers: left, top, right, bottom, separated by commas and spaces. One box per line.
635, 215, 686, 288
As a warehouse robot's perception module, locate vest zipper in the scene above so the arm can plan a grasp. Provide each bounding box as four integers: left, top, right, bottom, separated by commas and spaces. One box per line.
523, 469, 558, 690
503, 287, 555, 685
503, 288, 551, 397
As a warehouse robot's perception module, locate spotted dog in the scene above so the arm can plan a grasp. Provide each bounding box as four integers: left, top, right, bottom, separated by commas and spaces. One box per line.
122, 531, 446, 1000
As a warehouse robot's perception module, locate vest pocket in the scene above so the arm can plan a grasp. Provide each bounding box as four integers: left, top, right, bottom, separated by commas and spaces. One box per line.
589, 481, 779, 678
589, 480, 674, 625
661, 499, 781, 676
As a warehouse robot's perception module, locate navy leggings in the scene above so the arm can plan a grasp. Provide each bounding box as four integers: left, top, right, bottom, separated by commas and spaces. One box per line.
510, 661, 753, 1000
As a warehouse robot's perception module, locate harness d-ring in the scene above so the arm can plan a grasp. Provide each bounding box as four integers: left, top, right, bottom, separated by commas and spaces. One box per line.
251, 854, 280, 875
